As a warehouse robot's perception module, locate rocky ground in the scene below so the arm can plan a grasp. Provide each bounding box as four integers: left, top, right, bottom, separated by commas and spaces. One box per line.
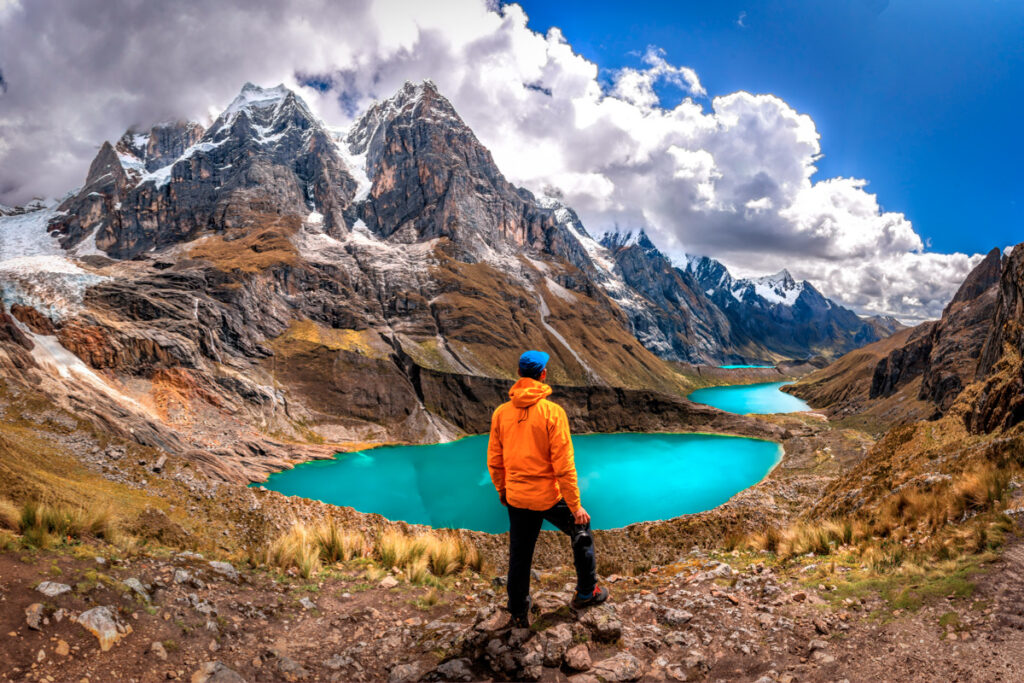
2, 530, 1023, 683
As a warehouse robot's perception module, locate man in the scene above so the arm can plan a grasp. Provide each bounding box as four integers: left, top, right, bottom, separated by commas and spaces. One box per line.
487, 350, 608, 627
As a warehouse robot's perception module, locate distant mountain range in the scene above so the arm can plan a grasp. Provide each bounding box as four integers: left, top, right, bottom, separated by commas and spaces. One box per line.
599, 230, 904, 364
0, 80, 906, 470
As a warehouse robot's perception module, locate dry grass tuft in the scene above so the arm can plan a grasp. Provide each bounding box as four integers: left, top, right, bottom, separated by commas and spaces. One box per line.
0, 497, 19, 531
267, 522, 483, 580
314, 519, 366, 564
268, 524, 322, 579
16, 500, 115, 548
950, 464, 1008, 517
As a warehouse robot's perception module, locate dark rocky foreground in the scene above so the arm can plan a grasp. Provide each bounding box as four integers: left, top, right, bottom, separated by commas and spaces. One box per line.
4, 525, 1024, 683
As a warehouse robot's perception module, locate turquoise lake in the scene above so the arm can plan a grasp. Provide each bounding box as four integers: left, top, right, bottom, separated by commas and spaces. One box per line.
718, 364, 776, 369
258, 432, 782, 532
688, 381, 810, 414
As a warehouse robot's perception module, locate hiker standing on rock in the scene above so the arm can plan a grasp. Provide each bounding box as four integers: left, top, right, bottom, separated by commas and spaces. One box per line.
487, 350, 609, 627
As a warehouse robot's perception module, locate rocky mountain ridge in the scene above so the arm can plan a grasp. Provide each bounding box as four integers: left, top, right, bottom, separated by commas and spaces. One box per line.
0, 80, 899, 480
787, 246, 1006, 427
599, 230, 900, 364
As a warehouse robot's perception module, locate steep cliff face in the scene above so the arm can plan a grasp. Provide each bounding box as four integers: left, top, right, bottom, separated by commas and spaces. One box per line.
967, 246, 1024, 433
598, 232, 733, 364
790, 248, 1003, 424
51, 83, 359, 258
350, 81, 589, 270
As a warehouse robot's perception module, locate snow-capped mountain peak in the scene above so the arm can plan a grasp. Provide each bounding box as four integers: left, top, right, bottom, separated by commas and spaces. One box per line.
750, 269, 804, 306
599, 229, 657, 252
222, 82, 291, 120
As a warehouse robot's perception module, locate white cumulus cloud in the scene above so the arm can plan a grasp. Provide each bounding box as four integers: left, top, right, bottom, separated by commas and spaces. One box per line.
0, 0, 986, 322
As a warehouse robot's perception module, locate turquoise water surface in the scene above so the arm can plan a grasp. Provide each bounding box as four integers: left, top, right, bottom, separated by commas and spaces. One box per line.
258, 432, 782, 533
719, 364, 776, 369
688, 381, 810, 414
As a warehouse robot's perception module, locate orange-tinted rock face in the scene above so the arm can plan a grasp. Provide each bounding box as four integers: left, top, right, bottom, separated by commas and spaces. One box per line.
9, 304, 55, 336
0, 306, 33, 350
56, 322, 117, 368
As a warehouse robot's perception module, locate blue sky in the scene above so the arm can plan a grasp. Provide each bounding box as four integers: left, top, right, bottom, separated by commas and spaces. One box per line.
517, 0, 1023, 256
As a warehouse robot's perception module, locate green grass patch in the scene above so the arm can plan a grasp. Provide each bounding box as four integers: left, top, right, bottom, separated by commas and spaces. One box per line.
823, 556, 983, 614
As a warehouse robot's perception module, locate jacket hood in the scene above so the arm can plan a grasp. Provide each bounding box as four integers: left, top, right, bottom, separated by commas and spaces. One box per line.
509, 377, 552, 408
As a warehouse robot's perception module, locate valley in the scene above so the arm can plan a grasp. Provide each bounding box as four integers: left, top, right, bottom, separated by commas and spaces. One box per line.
0, 77, 1022, 683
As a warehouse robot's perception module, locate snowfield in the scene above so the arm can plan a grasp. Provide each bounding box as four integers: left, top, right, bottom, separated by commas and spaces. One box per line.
0, 207, 108, 319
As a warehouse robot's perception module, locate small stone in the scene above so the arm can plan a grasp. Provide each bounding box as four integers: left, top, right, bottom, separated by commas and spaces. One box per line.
36, 582, 72, 598
565, 643, 592, 671
37, 649, 45, 663
388, 662, 425, 682
151, 641, 168, 661
683, 649, 706, 670
298, 597, 316, 610
808, 639, 829, 653
173, 570, 191, 585
706, 562, 733, 578
25, 603, 45, 630
123, 578, 150, 602
190, 661, 245, 683
277, 655, 308, 681
325, 655, 350, 671
542, 623, 573, 667
434, 658, 473, 682
591, 652, 643, 682
792, 592, 807, 603
474, 609, 510, 632
813, 618, 830, 635
379, 576, 399, 589
77, 606, 133, 652
660, 608, 694, 627
208, 561, 239, 582
55, 640, 70, 657
580, 606, 623, 642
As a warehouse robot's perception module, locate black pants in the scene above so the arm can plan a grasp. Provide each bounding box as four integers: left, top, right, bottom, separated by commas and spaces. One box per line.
506, 499, 597, 617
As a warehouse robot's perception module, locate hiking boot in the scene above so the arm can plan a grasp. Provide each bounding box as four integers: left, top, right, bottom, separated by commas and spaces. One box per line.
510, 612, 530, 629
571, 585, 609, 609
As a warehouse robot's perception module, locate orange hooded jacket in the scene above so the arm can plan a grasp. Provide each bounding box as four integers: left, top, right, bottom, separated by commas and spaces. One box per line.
487, 377, 581, 513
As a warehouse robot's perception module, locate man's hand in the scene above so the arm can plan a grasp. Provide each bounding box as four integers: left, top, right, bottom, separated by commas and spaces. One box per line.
572, 505, 590, 526
499, 490, 507, 506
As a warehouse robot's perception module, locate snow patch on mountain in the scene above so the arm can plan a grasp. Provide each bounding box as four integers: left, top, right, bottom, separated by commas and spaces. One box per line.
545, 277, 576, 303
328, 127, 372, 200
217, 83, 290, 132
0, 207, 62, 262
751, 270, 804, 306
0, 255, 108, 320
137, 139, 228, 189
12, 317, 151, 415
